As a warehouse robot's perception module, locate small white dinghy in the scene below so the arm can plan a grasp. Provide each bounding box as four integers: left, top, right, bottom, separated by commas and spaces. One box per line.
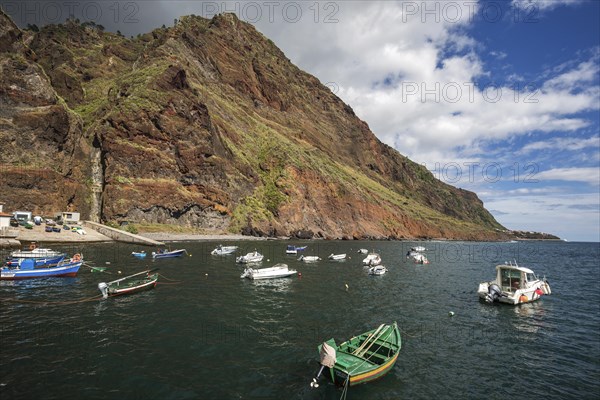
368, 265, 388, 275
478, 261, 551, 305
240, 263, 297, 280
328, 253, 347, 261
211, 245, 238, 256
298, 255, 321, 262
236, 251, 264, 264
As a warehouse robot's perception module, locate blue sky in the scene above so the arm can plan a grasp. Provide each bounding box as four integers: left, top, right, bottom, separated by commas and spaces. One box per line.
2, 0, 599, 241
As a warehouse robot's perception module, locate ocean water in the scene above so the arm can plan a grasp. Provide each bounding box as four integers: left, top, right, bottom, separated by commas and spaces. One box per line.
1, 240, 599, 399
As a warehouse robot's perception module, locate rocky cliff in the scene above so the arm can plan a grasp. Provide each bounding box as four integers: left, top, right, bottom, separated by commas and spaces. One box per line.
0, 11, 506, 240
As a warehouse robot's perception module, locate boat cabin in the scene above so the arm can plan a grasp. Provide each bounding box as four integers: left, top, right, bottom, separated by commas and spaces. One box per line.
496, 264, 536, 292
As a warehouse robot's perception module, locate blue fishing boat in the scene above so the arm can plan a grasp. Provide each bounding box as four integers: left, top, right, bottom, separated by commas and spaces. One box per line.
131, 251, 147, 259
0, 258, 83, 280
286, 245, 308, 255
286, 245, 298, 255
152, 249, 187, 259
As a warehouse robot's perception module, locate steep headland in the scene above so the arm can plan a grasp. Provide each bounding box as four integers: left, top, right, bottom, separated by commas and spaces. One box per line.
0, 11, 508, 240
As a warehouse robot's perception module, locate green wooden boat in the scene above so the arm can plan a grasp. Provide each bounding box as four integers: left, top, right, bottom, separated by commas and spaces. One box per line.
98, 269, 159, 299
313, 322, 401, 388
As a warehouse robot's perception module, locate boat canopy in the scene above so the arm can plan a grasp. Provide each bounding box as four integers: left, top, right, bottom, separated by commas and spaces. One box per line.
495, 264, 534, 274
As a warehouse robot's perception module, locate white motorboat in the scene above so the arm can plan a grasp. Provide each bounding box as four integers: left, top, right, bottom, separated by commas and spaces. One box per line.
240, 263, 297, 280
411, 246, 426, 252
410, 253, 429, 264
298, 255, 321, 262
368, 265, 388, 275
478, 261, 551, 305
236, 251, 264, 264
10, 246, 63, 259
211, 245, 238, 255
357, 248, 368, 254
362, 253, 381, 266
328, 253, 347, 261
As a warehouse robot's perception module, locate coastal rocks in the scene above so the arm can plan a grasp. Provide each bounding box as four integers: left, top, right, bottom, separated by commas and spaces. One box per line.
123, 205, 229, 230
292, 229, 315, 240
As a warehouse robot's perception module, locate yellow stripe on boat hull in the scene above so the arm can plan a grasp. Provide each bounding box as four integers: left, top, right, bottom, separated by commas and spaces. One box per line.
349, 351, 399, 385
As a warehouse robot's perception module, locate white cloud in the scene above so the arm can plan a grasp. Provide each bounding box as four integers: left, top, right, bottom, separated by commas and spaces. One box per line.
520, 136, 600, 153
505, 187, 563, 195
536, 167, 600, 185
490, 50, 507, 60
543, 59, 600, 91
511, 0, 584, 12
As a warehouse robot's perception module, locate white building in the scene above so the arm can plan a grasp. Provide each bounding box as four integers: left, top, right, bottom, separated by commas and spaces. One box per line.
0, 212, 11, 228
60, 212, 81, 224
13, 211, 32, 221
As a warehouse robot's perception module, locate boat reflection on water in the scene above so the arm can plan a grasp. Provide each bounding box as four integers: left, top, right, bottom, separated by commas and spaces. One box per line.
510, 301, 548, 335
244, 276, 294, 293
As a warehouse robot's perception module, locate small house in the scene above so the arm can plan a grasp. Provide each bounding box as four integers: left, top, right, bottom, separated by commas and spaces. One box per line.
60, 212, 81, 224
0, 212, 11, 228
13, 211, 32, 222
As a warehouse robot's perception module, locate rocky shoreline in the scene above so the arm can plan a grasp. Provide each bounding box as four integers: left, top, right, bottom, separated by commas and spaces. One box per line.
2, 225, 561, 249
139, 233, 268, 242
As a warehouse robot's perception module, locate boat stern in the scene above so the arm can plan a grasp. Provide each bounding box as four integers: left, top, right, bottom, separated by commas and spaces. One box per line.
477, 282, 490, 300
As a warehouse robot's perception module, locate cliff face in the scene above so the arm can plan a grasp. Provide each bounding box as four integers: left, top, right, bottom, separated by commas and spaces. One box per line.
0, 12, 92, 218
0, 12, 506, 240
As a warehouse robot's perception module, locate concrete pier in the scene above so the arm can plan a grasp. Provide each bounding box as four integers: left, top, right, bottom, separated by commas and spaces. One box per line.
83, 221, 165, 246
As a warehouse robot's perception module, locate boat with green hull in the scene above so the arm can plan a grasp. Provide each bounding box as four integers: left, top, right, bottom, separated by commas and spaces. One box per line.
98, 269, 159, 299
312, 322, 401, 389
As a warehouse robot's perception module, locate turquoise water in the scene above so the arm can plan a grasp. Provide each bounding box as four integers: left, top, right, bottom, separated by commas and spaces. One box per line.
1, 240, 599, 399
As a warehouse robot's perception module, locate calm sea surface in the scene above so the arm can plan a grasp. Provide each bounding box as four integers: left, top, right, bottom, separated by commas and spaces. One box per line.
1, 240, 599, 399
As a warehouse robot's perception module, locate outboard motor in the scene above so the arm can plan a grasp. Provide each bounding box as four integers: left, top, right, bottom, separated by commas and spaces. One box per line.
485, 284, 502, 303
98, 282, 109, 299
